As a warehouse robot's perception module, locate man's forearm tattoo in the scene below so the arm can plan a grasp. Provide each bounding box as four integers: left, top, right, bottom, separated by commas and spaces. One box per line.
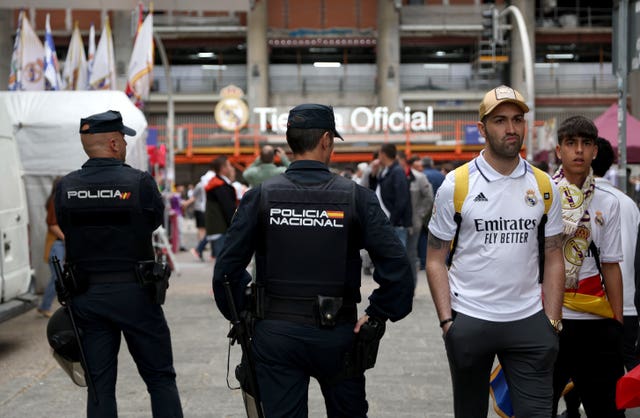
427, 232, 446, 249
545, 233, 563, 250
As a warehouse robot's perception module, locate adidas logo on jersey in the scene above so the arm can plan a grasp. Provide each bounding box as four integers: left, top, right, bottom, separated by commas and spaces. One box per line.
473, 192, 488, 202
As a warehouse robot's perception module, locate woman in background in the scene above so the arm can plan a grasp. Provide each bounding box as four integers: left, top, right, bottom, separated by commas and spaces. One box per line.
37, 177, 64, 318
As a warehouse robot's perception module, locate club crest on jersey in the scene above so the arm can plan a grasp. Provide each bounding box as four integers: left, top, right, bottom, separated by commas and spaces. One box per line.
595, 211, 604, 226
269, 208, 344, 228
524, 189, 538, 207
67, 189, 132, 200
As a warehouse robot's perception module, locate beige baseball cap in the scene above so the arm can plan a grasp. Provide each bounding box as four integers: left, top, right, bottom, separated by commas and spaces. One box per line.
479, 85, 529, 120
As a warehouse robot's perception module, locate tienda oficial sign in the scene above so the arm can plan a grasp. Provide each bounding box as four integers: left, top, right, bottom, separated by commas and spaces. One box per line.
254, 106, 434, 134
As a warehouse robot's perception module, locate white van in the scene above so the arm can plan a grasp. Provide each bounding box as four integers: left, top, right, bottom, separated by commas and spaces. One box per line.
0, 134, 36, 322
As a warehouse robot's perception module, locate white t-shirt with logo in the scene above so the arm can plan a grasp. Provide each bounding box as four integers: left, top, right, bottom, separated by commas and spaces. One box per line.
562, 183, 623, 320
429, 152, 564, 321
594, 178, 639, 317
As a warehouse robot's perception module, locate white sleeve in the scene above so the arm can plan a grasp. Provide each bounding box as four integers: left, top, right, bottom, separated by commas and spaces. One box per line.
600, 195, 623, 263
545, 179, 565, 237
427, 172, 457, 241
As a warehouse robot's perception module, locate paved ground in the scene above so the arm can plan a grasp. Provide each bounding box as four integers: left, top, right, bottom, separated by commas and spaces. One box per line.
0, 223, 638, 417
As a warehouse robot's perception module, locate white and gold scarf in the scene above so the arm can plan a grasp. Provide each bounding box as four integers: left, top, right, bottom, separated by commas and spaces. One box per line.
551, 166, 596, 288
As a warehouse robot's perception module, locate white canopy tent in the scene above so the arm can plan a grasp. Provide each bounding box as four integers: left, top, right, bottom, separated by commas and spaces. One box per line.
0, 91, 149, 288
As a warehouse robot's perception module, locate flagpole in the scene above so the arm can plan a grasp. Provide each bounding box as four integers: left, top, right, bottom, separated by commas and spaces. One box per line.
153, 31, 175, 231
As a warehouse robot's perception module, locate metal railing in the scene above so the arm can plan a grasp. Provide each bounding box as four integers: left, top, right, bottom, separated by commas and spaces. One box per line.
148, 119, 555, 164
400, 4, 612, 30
537, 6, 612, 28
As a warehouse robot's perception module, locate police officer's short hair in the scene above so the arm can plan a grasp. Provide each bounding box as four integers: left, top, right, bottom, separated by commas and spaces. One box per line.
286, 128, 327, 154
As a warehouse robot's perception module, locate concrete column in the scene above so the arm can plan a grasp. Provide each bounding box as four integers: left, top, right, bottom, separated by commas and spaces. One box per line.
377, 0, 400, 110
112, 10, 134, 91
247, 0, 269, 121
509, 0, 534, 97
0, 10, 12, 90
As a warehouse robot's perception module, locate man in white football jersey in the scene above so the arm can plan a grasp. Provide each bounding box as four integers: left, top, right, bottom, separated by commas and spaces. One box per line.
551, 117, 625, 417
426, 85, 565, 417
592, 137, 640, 372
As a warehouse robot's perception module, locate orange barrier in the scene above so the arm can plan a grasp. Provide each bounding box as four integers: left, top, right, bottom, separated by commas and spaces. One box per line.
149, 119, 545, 165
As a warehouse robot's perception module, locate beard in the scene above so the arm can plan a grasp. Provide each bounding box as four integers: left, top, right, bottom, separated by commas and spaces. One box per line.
486, 134, 523, 159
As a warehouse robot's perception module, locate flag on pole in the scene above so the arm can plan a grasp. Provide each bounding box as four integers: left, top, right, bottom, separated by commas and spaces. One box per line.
9, 11, 45, 91
8, 11, 24, 90
89, 17, 117, 90
62, 23, 87, 90
87, 23, 96, 84
125, 8, 154, 109
44, 14, 62, 90
135, 2, 143, 30
19, 12, 45, 90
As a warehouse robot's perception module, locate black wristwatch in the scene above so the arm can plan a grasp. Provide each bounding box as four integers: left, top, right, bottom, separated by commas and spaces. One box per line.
439, 318, 454, 328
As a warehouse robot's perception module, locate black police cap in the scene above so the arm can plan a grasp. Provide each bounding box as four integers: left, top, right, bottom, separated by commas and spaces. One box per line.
79, 110, 137, 136
286, 104, 344, 140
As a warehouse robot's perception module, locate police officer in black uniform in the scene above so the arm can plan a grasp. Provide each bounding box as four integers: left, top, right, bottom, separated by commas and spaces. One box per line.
213, 104, 414, 417
55, 110, 183, 418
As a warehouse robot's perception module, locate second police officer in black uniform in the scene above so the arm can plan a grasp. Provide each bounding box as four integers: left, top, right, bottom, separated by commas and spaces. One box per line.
55, 110, 183, 418
213, 104, 414, 417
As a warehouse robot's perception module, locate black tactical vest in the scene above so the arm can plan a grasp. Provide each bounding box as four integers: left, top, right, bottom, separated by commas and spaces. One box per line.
256, 173, 359, 303
58, 164, 155, 273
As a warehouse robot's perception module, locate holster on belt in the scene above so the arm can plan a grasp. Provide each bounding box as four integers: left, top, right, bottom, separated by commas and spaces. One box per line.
333, 316, 386, 383
56, 263, 89, 299
135, 260, 171, 304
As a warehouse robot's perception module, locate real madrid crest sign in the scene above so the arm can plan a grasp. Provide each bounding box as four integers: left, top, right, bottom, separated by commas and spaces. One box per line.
214, 85, 249, 132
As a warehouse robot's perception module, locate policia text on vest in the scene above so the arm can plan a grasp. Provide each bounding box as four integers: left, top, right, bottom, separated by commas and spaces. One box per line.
213, 104, 414, 417
53, 110, 184, 417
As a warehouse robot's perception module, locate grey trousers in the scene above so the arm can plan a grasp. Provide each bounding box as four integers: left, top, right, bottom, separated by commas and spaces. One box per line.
444, 310, 559, 418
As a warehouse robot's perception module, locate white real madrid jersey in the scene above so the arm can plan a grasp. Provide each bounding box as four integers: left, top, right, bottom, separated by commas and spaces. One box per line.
429, 153, 563, 321
562, 183, 623, 320
594, 178, 639, 316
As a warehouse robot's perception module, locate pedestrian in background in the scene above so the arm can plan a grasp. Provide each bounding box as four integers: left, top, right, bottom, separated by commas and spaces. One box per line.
426, 85, 565, 417
169, 184, 186, 252
37, 176, 64, 318
188, 180, 208, 261
398, 151, 433, 285
213, 103, 413, 418
190, 162, 217, 261
242, 144, 290, 188
368, 143, 412, 247
418, 155, 443, 270
204, 155, 237, 258
55, 110, 183, 417
422, 155, 445, 195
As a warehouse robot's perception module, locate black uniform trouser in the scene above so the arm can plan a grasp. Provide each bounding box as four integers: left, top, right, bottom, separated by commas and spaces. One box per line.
552, 318, 625, 418
73, 282, 183, 418
623, 315, 640, 371
444, 310, 558, 418
252, 319, 368, 418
